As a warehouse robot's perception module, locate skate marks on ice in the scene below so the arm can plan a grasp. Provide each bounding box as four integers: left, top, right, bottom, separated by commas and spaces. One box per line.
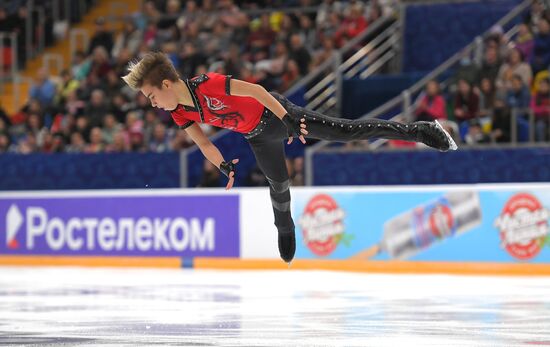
0, 267, 549, 346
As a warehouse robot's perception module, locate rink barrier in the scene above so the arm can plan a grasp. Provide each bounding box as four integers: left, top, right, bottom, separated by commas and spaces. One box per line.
2, 183, 550, 275
3, 256, 550, 276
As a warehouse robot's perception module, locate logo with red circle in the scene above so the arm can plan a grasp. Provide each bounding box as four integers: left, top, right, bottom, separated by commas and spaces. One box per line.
494, 193, 550, 260
298, 194, 346, 257
429, 203, 454, 239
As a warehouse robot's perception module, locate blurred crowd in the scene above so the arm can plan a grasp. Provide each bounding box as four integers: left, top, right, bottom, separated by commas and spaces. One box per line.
397, 0, 550, 148
0, 0, 384, 163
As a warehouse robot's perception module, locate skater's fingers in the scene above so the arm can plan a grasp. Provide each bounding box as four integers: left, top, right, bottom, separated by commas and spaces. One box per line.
300, 128, 308, 135
225, 172, 235, 190
300, 123, 307, 128
287, 136, 293, 144
231, 158, 239, 164
300, 118, 305, 122
299, 135, 306, 144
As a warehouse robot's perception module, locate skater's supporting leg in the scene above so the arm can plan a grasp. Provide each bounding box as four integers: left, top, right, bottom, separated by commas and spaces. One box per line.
247, 137, 296, 263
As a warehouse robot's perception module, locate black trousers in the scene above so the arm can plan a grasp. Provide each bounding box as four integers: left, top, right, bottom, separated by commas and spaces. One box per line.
246, 92, 420, 235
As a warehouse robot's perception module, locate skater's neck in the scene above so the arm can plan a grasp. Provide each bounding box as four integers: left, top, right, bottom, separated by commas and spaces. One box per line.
175, 80, 194, 107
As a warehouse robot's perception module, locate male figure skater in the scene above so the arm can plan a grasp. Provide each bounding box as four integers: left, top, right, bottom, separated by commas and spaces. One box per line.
122, 52, 457, 264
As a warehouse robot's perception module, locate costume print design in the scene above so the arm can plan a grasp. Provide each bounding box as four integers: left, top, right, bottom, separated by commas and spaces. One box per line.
203, 95, 244, 129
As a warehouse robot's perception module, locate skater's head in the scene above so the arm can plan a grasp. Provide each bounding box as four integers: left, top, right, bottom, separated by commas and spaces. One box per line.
122, 52, 181, 111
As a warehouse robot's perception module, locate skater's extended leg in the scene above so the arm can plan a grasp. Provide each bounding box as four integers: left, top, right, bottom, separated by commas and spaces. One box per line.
270, 92, 457, 151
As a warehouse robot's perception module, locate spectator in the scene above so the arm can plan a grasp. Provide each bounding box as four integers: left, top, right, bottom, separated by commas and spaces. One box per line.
148, 123, 171, 152
476, 78, 496, 119
105, 70, 125, 96
289, 33, 312, 76
335, 4, 368, 47
71, 50, 91, 81
530, 77, 550, 141
88, 17, 114, 56
29, 68, 56, 107
490, 95, 512, 143
454, 79, 480, 124
0, 132, 12, 153
280, 59, 301, 91
112, 19, 142, 57
453, 56, 478, 86
312, 37, 336, 68
223, 43, 244, 78
107, 130, 131, 152
298, 14, 317, 51
88, 46, 113, 81
496, 48, 532, 92
85, 126, 105, 153
26, 113, 48, 148
247, 14, 277, 62
531, 18, 550, 74
101, 113, 122, 145
17, 132, 38, 154
66, 132, 86, 153
142, 109, 158, 145
506, 74, 531, 111
178, 42, 206, 78
524, 0, 546, 33
84, 89, 110, 128
64, 90, 86, 117
55, 69, 80, 107
75, 116, 91, 142
464, 119, 490, 145
414, 80, 447, 121
515, 23, 535, 63
477, 46, 501, 84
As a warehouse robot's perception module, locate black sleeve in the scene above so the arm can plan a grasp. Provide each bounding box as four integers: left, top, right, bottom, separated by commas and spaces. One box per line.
179, 120, 195, 130
225, 75, 232, 96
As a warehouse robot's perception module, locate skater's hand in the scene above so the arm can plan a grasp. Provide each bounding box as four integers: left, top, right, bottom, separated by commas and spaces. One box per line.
219, 159, 239, 190
284, 116, 308, 145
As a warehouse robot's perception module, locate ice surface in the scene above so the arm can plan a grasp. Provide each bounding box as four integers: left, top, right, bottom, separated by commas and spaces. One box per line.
0, 266, 549, 346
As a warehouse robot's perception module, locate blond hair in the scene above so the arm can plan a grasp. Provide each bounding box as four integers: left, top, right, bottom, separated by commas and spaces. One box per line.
122, 52, 180, 90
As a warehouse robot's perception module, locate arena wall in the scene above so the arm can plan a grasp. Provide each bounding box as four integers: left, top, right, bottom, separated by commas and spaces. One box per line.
1, 183, 550, 275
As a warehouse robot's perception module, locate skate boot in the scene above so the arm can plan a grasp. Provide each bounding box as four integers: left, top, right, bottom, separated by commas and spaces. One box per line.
278, 230, 296, 263
413, 120, 458, 152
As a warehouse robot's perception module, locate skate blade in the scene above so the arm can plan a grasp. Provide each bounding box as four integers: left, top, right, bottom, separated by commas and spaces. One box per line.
435, 120, 458, 151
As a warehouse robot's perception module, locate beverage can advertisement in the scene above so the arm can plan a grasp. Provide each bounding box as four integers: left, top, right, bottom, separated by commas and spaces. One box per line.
294, 186, 550, 263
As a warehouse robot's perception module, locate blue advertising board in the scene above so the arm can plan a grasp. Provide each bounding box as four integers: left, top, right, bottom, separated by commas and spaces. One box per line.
293, 185, 550, 263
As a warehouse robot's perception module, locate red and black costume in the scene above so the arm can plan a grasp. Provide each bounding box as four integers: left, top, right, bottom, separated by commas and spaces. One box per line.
171, 72, 452, 262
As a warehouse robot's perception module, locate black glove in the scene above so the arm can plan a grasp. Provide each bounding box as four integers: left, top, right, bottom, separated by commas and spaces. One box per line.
282, 113, 301, 138
219, 160, 236, 178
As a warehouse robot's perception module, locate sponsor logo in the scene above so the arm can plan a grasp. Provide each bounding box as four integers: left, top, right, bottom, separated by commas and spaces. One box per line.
6, 205, 23, 249
3, 205, 217, 254
494, 193, 550, 260
298, 194, 349, 257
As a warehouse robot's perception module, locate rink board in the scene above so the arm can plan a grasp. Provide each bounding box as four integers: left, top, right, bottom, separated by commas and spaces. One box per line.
0, 183, 550, 275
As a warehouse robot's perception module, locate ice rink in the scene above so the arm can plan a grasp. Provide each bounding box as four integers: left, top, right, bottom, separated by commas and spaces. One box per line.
1, 267, 549, 346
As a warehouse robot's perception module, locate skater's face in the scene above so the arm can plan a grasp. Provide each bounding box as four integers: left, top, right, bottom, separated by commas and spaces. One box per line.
141, 80, 178, 111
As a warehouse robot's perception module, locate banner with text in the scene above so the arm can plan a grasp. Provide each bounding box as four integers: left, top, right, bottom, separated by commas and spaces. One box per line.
0, 195, 239, 257
293, 187, 550, 263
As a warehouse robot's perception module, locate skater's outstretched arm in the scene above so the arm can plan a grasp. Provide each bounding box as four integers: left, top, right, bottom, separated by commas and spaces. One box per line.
185, 123, 239, 190
230, 79, 308, 144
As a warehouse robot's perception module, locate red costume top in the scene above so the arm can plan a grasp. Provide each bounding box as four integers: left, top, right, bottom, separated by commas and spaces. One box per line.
170, 72, 265, 133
